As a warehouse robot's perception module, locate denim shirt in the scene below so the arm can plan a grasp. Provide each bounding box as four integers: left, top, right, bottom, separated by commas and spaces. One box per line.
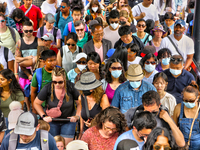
111, 80, 157, 114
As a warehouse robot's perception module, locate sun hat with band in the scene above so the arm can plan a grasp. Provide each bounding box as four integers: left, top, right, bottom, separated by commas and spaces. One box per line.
125, 64, 144, 81
75, 72, 102, 91
151, 24, 166, 35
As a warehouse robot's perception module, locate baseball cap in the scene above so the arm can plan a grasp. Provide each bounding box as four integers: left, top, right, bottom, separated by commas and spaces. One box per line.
89, 20, 99, 29
14, 112, 38, 136
41, 33, 54, 41
45, 13, 56, 23
66, 140, 89, 150
72, 52, 87, 63
174, 19, 185, 27
117, 139, 140, 150
106, 48, 115, 59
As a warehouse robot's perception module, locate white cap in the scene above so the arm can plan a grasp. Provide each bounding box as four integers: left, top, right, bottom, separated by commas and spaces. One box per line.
41, 33, 54, 41
66, 140, 89, 150
72, 53, 87, 63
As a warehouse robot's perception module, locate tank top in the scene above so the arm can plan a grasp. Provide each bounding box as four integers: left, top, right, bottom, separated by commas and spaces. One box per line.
81, 95, 102, 131
19, 37, 38, 79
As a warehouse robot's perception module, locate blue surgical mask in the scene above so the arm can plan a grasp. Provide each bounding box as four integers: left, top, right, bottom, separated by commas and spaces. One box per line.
190, 9, 194, 13
162, 58, 170, 65
170, 68, 182, 76
183, 101, 196, 108
111, 70, 122, 78
144, 64, 156, 73
130, 81, 141, 89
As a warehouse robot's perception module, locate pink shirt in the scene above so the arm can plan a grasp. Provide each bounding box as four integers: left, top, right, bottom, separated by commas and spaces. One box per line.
95, 45, 103, 62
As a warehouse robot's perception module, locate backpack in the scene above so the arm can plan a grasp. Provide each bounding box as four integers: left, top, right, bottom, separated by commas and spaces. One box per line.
55, 11, 61, 28
4, 47, 9, 68
40, 26, 58, 43
60, 46, 82, 58
8, 130, 49, 150
8, 26, 16, 44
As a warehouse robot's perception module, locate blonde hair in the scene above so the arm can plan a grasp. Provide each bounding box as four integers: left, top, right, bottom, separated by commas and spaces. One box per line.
51, 67, 69, 102
54, 135, 65, 146
38, 120, 50, 131
0, 63, 4, 71
119, 10, 132, 23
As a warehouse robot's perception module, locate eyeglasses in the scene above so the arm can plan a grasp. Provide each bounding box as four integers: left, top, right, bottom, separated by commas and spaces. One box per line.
137, 132, 149, 140
137, 24, 146, 28
104, 125, 117, 132
145, 61, 156, 65
128, 51, 136, 55
121, 4, 129, 7
76, 60, 87, 65
183, 98, 196, 103
153, 144, 171, 150
52, 81, 64, 84
66, 43, 76, 46
0, 20, 5, 23
170, 57, 183, 64
60, 5, 66, 9
24, 30, 33, 33
76, 28, 84, 32
94, 32, 104, 37
110, 21, 119, 24
42, 39, 50, 42
110, 67, 122, 70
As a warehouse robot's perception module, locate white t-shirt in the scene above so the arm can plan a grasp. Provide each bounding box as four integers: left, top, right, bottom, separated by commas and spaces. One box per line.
7, 0, 19, 15
127, 56, 142, 68
159, 34, 194, 62
160, 92, 176, 116
132, 3, 159, 22
41, 1, 59, 15
153, 0, 176, 15
103, 26, 120, 48
0, 46, 15, 69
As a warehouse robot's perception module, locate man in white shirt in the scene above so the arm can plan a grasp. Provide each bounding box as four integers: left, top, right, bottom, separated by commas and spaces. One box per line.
159, 19, 194, 70
131, 0, 159, 25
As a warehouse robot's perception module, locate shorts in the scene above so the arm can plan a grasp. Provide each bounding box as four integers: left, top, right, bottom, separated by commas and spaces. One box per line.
49, 121, 76, 138
19, 77, 30, 89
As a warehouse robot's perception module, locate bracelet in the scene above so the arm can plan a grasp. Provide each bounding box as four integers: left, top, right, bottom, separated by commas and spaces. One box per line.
76, 115, 80, 120
14, 73, 18, 75
41, 114, 46, 119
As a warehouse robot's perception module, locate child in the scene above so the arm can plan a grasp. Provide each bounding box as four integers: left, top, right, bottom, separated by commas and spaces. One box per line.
38, 120, 50, 131
54, 135, 65, 150
153, 72, 176, 116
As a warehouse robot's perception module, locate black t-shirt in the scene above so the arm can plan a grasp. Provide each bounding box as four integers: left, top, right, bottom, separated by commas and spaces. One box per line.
37, 81, 79, 118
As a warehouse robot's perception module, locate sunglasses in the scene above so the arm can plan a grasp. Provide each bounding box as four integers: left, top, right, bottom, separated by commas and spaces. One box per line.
170, 57, 183, 64
110, 67, 122, 70
145, 61, 156, 65
183, 98, 196, 103
137, 24, 146, 28
52, 81, 64, 84
121, 4, 128, 7
76, 28, 84, 32
153, 145, 171, 150
128, 51, 136, 55
60, 5, 66, 9
42, 39, 50, 42
110, 21, 119, 24
76, 60, 87, 64
0, 20, 5, 23
66, 43, 76, 46
24, 30, 33, 33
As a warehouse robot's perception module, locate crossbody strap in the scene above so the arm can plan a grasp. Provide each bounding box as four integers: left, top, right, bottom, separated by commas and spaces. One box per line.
25, 4, 32, 15
57, 88, 65, 108
84, 96, 90, 119
167, 36, 183, 57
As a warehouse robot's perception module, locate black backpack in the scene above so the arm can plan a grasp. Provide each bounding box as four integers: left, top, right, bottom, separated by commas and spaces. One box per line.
40, 26, 58, 43
4, 47, 9, 68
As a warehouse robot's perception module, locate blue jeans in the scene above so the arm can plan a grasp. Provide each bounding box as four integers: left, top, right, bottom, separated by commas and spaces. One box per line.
49, 121, 76, 138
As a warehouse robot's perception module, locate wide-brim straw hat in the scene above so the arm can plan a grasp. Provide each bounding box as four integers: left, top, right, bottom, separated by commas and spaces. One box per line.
75, 72, 102, 90
125, 64, 144, 81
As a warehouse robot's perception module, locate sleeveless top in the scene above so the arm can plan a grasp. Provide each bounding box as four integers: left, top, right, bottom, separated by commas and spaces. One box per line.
19, 37, 38, 79
81, 95, 102, 131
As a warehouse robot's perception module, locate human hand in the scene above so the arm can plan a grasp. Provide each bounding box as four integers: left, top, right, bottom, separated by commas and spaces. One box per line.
84, 119, 92, 127
68, 116, 79, 122
28, 74, 32, 81
140, 12, 146, 18
166, 7, 172, 12
159, 110, 171, 123
43, 116, 52, 123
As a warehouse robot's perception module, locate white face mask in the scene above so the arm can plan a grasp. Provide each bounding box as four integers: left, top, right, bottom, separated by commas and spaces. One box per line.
110, 23, 119, 30
77, 64, 86, 71
92, 7, 98, 13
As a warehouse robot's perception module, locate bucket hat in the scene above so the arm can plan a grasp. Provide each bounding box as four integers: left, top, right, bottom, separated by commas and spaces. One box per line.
125, 64, 144, 81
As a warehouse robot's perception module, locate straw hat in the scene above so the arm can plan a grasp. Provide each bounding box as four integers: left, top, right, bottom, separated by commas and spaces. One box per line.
125, 64, 144, 81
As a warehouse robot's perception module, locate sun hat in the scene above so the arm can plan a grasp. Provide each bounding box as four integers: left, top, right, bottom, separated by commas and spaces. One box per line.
66, 140, 89, 150
151, 24, 166, 35
75, 72, 102, 90
117, 139, 140, 150
72, 53, 87, 63
14, 112, 38, 136
45, 13, 56, 23
125, 64, 144, 81
41, 33, 54, 41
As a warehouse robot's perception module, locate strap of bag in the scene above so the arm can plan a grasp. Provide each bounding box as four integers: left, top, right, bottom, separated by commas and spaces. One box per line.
8, 26, 16, 44
40, 26, 44, 38
187, 103, 200, 146
53, 27, 58, 43
143, 34, 150, 44
8, 132, 18, 150
60, 47, 63, 58
84, 96, 90, 119
25, 4, 32, 15
137, 5, 142, 14
40, 130, 49, 150
4, 47, 8, 67
167, 36, 183, 57
55, 11, 60, 28
57, 88, 65, 108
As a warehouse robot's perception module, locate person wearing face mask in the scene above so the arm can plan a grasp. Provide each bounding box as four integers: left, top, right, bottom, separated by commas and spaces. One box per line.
75, 72, 110, 139
125, 91, 186, 147
101, 58, 127, 104
103, 10, 121, 48
173, 82, 200, 150
111, 64, 156, 114
140, 53, 158, 84
114, 111, 157, 150
156, 48, 171, 72
67, 53, 87, 83
163, 55, 195, 104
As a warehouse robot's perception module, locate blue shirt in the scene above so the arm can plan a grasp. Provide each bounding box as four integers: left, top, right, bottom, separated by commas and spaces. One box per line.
111, 80, 157, 114
67, 69, 78, 83
113, 130, 144, 150
54, 11, 73, 40
132, 32, 152, 46
1, 130, 58, 150
6, 17, 17, 29
163, 69, 195, 104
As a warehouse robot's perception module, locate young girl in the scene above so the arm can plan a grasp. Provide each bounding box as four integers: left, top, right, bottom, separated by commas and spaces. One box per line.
153, 72, 176, 116
54, 135, 65, 150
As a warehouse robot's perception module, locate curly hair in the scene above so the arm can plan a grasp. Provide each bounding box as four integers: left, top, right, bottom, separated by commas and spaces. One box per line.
51, 67, 69, 102
142, 127, 178, 150
10, 8, 26, 23
92, 106, 127, 135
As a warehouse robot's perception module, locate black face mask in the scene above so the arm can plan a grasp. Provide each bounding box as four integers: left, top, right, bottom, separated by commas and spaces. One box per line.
83, 90, 92, 96
120, 21, 126, 25
139, 136, 145, 141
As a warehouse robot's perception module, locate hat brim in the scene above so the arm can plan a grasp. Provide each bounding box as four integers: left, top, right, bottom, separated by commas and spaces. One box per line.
75, 80, 103, 91
14, 126, 35, 136
151, 29, 166, 35
125, 71, 144, 81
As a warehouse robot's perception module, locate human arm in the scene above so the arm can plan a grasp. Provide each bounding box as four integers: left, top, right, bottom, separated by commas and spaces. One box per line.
13, 0, 20, 8
100, 94, 110, 110
184, 54, 194, 71
8, 60, 14, 72
38, 18, 43, 29
67, 99, 81, 122
172, 103, 181, 125
14, 39, 21, 81
16, 56, 36, 67
111, 89, 120, 108
31, 86, 38, 114
57, 50, 62, 67
134, 12, 146, 20
159, 109, 185, 147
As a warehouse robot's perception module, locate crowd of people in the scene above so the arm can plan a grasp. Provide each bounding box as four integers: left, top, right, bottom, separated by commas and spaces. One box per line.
0, 0, 197, 149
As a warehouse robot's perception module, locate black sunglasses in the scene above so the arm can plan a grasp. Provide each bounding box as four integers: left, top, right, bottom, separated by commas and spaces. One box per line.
110, 21, 119, 24
170, 57, 183, 64
77, 60, 87, 64
66, 43, 76, 46
110, 67, 122, 70
24, 30, 33, 33
137, 24, 146, 28
52, 81, 64, 84
145, 61, 156, 65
